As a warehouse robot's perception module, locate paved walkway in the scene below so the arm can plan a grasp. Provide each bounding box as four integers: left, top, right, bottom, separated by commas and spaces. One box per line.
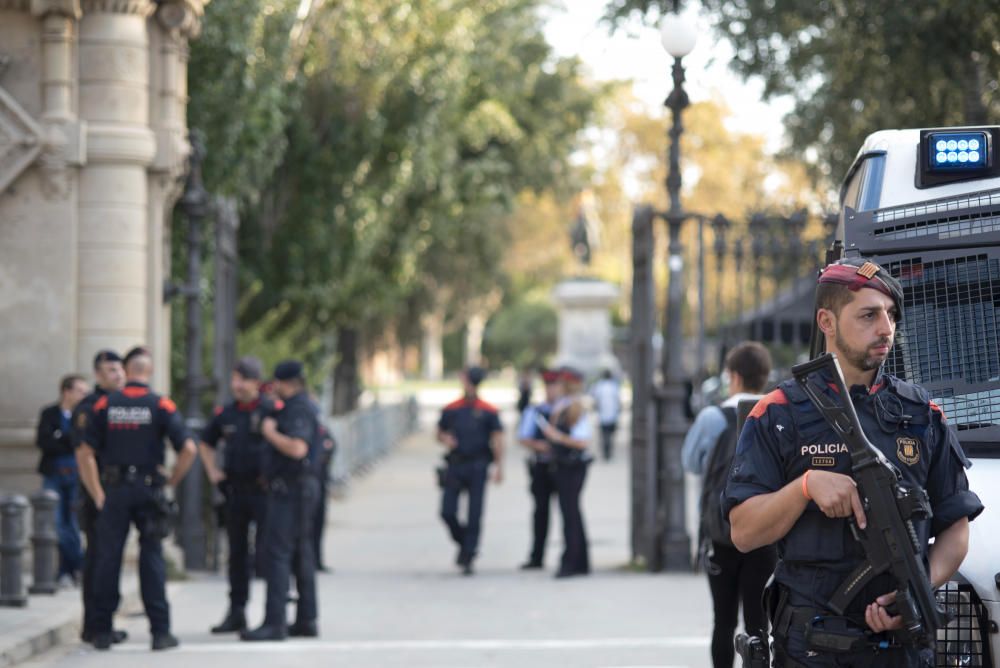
16, 399, 715, 668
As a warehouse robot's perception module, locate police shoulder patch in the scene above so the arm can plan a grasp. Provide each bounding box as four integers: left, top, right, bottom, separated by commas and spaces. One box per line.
896, 436, 920, 465
76, 412, 87, 429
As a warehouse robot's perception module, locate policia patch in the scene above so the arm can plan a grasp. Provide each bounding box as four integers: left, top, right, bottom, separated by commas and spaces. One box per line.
896, 436, 920, 465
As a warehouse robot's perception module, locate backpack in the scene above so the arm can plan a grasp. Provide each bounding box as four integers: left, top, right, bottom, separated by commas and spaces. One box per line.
698, 405, 739, 548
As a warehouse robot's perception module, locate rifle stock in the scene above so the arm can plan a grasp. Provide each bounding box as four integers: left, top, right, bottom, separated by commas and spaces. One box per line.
790, 353, 951, 648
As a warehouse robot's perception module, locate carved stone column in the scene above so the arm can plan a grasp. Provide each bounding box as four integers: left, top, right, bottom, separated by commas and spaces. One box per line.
75, 1, 157, 371
145, 0, 204, 390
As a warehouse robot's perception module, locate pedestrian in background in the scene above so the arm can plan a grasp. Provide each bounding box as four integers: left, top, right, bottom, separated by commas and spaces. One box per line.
590, 369, 621, 461
437, 366, 504, 576
538, 367, 592, 578
682, 341, 776, 668
516, 368, 533, 416
36, 373, 90, 587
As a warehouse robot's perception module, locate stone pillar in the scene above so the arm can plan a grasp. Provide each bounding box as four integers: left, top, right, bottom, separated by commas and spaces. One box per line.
421, 310, 445, 381
76, 2, 157, 370
0, 0, 208, 492
464, 312, 486, 367
551, 278, 621, 378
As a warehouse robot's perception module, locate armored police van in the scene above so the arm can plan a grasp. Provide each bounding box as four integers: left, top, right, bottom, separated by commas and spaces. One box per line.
838, 126, 1000, 666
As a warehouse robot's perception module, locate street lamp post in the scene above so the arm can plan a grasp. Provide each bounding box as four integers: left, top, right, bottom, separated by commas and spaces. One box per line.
732, 236, 745, 339
655, 12, 697, 571
786, 209, 807, 354
711, 214, 730, 349
749, 213, 768, 341
176, 130, 210, 571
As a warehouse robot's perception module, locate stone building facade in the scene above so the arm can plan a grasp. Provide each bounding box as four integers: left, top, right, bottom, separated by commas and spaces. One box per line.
0, 0, 207, 491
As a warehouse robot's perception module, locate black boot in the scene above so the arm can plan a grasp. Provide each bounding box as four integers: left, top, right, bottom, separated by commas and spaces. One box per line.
151, 632, 180, 651
288, 620, 319, 638
211, 609, 247, 634
240, 625, 287, 642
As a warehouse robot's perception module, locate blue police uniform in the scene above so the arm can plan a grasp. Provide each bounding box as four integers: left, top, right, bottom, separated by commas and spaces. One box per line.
72, 388, 112, 641
518, 402, 557, 567
202, 396, 281, 619
256, 390, 320, 637
723, 368, 984, 666
549, 399, 593, 577
85, 382, 190, 641
438, 396, 502, 567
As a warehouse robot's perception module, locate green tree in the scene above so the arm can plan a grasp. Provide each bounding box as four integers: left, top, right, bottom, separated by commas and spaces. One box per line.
232, 0, 602, 409
604, 0, 1000, 181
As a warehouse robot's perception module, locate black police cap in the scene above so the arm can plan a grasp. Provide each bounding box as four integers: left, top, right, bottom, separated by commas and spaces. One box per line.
464, 366, 487, 386
273, 359, 304, 381
92, 349, 122, 369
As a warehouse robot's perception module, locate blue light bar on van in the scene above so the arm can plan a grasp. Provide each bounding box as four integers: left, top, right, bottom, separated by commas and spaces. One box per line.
928, 131, 990, 171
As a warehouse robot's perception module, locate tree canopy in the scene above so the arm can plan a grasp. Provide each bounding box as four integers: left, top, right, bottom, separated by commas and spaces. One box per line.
604, 0, 1000, 182
185, 0, 605, 392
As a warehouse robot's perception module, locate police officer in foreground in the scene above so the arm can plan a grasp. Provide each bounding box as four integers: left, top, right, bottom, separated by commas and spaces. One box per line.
241, 360, 321, 641
72, 350, 126, 645
517, 368, 561, 569
438, 366, 504, 576
78, 346, 197, 651
200, 356, 279, 634
724, 258, 984, 667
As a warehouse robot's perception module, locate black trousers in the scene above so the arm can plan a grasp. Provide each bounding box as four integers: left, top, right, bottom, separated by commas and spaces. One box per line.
78, 490, 106, 636
599, 423, 616, 460
705, 541, 776, 668
93, 484, 169, 634
527, 460, 557, 564
262, 475, 319, 629
554, 460, 590, 575
440, 459, 489, 561
313, 448, 333, 568
224, 485, 267, 609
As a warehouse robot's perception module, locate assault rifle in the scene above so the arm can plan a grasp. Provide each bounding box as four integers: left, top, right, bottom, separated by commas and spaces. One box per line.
790, 353, 951, 648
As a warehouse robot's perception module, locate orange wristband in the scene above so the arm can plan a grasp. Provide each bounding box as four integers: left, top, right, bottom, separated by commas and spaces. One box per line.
802, 470, 812, 500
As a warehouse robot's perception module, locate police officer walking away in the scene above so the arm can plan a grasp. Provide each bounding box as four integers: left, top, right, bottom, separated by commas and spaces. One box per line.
725, 258, 984, 667
241, 360, 321, 641
682, 342, 776, 668
78, 346, 197, 651
199, 356, 277, 634
72, 350, 126, 645
517, 368, 561, 569
438, 366, 504, 576
537, 367, 593, 578
35, 373, 90, 586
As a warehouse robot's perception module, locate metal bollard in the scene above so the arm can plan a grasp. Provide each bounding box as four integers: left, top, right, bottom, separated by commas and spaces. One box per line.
28, 489, 59, 594
0, 494, 29, 607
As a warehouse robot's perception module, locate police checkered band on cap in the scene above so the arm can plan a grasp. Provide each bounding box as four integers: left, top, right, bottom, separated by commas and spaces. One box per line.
818, 257, 904, 321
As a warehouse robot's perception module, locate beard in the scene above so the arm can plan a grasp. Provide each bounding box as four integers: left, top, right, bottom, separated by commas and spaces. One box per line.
835, 326, 892, 372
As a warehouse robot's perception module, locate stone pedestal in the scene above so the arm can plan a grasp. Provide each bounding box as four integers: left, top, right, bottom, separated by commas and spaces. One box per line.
551, 279, 620, 378
0, 0, 208, 493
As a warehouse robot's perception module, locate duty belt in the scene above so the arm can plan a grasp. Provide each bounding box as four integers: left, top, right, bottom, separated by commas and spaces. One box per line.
446, 452, 490, 465
775, 603, 901, 655
101, 465, 164, 487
